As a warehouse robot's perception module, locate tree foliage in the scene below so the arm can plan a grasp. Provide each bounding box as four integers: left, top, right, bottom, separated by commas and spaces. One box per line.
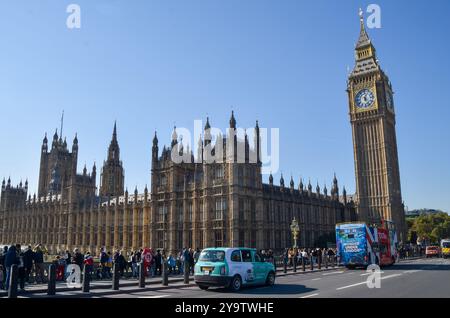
408, 212, 450, 244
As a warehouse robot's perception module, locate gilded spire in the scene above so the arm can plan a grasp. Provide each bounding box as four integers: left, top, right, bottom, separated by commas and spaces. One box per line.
356, 8, 371, 49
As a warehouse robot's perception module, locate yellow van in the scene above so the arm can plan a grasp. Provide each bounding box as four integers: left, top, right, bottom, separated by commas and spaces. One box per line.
441, 239, 450, 258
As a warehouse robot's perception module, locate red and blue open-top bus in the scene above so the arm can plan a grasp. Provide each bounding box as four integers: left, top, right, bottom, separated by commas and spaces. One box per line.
336, 220, 397, 268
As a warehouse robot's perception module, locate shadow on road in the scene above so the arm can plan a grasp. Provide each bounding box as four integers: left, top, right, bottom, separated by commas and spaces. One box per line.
207, 284, 316, 296
387, 262, 450, 271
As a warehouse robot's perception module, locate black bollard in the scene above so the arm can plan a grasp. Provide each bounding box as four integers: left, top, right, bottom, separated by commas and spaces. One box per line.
82, 264, 90, 293
184, 261, 190, 284
273, 257, 277, 271
162, 260, 169, 286
310, 255, 314, 271
325, 254, 328, 269
47, 264, 56, 296
8, 264, 19, 298
293, 256, 297, 272
139, 261, 146, 288
302, 256, 306, 272
112, 263, 119, 290
283, 259, 287, 274
318, 254, 322, 270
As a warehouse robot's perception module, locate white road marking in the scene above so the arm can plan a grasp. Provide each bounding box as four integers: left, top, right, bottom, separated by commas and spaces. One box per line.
381, 274, 402, 280
336, 281, 367, 290
138, 295, 169, 298
361, 271, 385, 276
403, 270, 422, 274
300, 293, 319, 298
338, 273, 402, 290
311, 278, 322, 281
322, 271, 344, 276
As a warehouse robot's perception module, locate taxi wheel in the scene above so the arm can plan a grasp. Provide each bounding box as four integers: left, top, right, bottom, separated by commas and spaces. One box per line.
266, 272, 275, 286
230, 275, 242, 292
198, 285, 209, 290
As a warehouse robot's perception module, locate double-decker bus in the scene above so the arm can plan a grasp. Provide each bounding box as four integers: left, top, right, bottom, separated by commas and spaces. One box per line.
336, 221, 398, 268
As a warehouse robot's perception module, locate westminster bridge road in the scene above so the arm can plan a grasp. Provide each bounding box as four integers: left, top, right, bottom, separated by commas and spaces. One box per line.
3, 257, 450, 298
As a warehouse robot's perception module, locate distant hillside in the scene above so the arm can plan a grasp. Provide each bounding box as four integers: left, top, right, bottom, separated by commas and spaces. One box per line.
406, 209, 448, 217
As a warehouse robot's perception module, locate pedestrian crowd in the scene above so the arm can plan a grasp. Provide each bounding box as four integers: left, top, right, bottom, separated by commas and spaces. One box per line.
279, 247, 337, 267
0, 244, 47, 291
0, 243, 202, 292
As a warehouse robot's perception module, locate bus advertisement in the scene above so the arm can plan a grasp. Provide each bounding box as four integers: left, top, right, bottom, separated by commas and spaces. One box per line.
336, 221, 397, 268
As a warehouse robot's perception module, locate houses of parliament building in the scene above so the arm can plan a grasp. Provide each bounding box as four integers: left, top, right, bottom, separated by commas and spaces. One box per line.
0, 12, 406, 255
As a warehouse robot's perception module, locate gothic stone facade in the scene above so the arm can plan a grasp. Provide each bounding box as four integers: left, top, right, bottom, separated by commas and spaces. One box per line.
0, 114, 356, 255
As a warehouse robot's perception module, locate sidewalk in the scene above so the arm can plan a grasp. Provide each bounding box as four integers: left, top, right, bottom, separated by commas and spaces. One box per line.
1, 264, 343, 297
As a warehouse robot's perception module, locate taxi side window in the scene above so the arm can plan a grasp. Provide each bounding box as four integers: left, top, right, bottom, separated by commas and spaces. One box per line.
231, 250, 242, 262
254, 254, 261, 262
242, 250, 252, 262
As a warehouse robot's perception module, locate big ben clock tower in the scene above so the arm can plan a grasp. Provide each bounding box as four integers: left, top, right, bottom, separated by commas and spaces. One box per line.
347, 10, 406, 241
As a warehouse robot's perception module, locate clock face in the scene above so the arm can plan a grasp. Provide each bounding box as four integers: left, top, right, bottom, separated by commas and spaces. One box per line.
355, 89, 375, 109
386, 92, 394, 111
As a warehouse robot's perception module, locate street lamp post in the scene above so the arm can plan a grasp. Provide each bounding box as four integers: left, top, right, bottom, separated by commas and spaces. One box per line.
290, 218, 300, 249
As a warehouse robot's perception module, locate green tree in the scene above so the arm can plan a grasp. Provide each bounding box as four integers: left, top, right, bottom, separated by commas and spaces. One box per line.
409, 212, 450, 244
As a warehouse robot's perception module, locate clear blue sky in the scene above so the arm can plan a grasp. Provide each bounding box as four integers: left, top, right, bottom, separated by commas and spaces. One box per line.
1, 0, 449, 212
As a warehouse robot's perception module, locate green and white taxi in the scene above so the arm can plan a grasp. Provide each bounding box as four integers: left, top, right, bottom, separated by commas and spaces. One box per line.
194, 248, 276, 291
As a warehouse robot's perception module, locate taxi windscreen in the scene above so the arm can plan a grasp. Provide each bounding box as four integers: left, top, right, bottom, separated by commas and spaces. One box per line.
199, 250, 225, 262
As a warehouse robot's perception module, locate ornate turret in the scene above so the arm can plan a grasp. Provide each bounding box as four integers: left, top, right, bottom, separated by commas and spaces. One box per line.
204, 118, 211, 146
197, 135, 203, 163
171, 126, 178, 149
332, 173, 339, 200
152, 131, 159, 167
229, 110, 236, 129
254, 120, 261, 163
269, 173, 273, 186
52, 129, 58, 148
42, 133, 48, 152
343, 186, 347, 204
99, 122, 125, 198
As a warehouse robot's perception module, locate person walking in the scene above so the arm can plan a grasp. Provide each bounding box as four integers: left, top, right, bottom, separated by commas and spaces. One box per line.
189, 248, 195, 275
193, 248, 201, 265
33, 245, 46, 284
131, 252, 139, 278
167, 254, 176, 274
23, 246, 34, 284
114, 250, 127, 277
16, 244, 26, 291
155, 250, 162, 276
99, 249, 109, 280
0, 246, 7, 289
73, 249, 84, 270
83, 252, 94, 278
4, 245, 18, 290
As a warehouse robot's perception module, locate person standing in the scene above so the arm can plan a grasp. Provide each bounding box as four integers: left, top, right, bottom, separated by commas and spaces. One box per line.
33, 245, 45, 284
4, 245, 18, 290
193, 248, 200, 265
73, 249, 84, 270
23, 246, 34, 284
0, 246, 7, 288
155, 250, 162, 276
83, 252, 94, 278
16, 244, 26, 291
100, 249, 109, 279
